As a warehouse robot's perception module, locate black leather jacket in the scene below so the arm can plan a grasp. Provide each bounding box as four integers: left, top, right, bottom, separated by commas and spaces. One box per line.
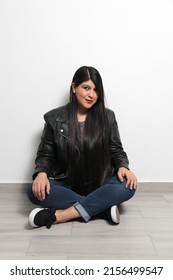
33, 104, 129, 182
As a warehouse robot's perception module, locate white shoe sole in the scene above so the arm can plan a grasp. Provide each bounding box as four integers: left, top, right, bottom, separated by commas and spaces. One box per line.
28, 208, 43, 227
110, 205, 120, 224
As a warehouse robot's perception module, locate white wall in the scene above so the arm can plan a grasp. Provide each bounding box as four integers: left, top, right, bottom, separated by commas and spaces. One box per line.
0, 0, 173, 183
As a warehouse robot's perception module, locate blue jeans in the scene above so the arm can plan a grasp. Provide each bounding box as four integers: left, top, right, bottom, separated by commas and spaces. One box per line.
27, 176, 136, 222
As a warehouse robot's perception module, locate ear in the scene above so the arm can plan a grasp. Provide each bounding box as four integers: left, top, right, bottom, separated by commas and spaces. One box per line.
71, 83, 76, 93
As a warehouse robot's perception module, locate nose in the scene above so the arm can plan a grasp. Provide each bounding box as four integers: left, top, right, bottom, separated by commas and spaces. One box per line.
87, 89, 94, 99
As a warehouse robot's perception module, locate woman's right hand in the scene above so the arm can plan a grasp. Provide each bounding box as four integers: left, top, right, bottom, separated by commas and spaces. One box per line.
32, 172, 50, 201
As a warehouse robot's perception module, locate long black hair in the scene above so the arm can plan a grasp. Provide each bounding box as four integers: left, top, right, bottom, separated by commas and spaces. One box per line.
68, 66, 111, 192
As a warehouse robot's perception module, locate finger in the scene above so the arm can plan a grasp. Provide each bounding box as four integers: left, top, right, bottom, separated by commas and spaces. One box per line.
34, 182, 43, 200
38, 181, 46, 200
118, 171, 124, 182
40, 187, 46, 200
46, 181, 50, 195
133, 177, 138, 189
32, 182, 38, 198
126, 176, 131, 188
130, 176, 137, 190
129, 179, 134, 190
36, 184, 42, 200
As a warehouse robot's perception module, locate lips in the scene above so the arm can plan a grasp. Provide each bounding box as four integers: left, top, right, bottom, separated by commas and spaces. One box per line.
85, 99, 93, 103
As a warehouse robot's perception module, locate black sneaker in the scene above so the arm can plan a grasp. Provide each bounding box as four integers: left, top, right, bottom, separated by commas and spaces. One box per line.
29, 208, 56, 229
98, 205, 120, 224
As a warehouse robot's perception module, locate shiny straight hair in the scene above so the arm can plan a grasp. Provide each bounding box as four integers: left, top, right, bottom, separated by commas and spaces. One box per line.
68, 66, 111, 192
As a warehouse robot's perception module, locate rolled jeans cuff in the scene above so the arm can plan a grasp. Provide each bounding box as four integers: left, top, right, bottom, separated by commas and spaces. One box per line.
74, 202, 91, 222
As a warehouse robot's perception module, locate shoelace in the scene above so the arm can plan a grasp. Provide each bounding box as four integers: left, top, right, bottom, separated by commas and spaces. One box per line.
46, 208, 56, 229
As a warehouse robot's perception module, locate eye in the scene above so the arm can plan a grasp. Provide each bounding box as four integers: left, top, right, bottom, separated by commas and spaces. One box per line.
83, 85, 90, 91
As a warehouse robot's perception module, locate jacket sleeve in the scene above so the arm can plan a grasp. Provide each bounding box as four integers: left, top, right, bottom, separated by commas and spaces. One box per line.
109, 111, 129, 172
32, 122, 56, 180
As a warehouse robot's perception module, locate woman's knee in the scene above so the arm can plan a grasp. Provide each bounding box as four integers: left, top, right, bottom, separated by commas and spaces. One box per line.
108, 178, 136, 203
120, 183, 137, 204
117, 178, 136, 196
122, 178, 137, 198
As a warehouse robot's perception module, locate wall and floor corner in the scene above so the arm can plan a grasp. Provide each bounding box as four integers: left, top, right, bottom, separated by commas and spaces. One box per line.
0, 0, 173, 183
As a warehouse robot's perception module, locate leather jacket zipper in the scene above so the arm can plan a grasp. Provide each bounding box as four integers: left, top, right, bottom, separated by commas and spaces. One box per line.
59, 131, 80, 163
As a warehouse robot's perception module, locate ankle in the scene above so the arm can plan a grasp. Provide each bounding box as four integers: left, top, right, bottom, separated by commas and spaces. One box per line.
55, 210, 63, 223
55, 207, 81, 223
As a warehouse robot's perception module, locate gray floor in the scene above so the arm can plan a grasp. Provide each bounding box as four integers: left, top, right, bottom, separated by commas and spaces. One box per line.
0, 182, 173, 260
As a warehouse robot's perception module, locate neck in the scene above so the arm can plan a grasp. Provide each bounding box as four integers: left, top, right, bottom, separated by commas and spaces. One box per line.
77, 106, 87, 122
77, 112, 87, 122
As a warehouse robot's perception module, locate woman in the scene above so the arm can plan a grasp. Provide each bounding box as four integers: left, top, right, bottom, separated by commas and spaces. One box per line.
27, 66, 137, 229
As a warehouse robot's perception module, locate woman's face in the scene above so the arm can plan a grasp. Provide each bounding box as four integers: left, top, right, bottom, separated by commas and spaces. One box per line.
72, 80, 98, 112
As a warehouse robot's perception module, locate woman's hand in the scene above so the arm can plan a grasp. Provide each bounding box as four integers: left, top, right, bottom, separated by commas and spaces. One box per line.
117, 167, 137, 190
32, 172, 50, 201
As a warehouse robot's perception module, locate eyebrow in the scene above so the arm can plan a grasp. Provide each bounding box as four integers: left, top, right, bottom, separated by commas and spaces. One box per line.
82, 84, 90, 87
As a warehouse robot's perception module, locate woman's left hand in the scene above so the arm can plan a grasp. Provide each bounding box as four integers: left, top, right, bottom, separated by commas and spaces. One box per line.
117, 167, 137, 190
